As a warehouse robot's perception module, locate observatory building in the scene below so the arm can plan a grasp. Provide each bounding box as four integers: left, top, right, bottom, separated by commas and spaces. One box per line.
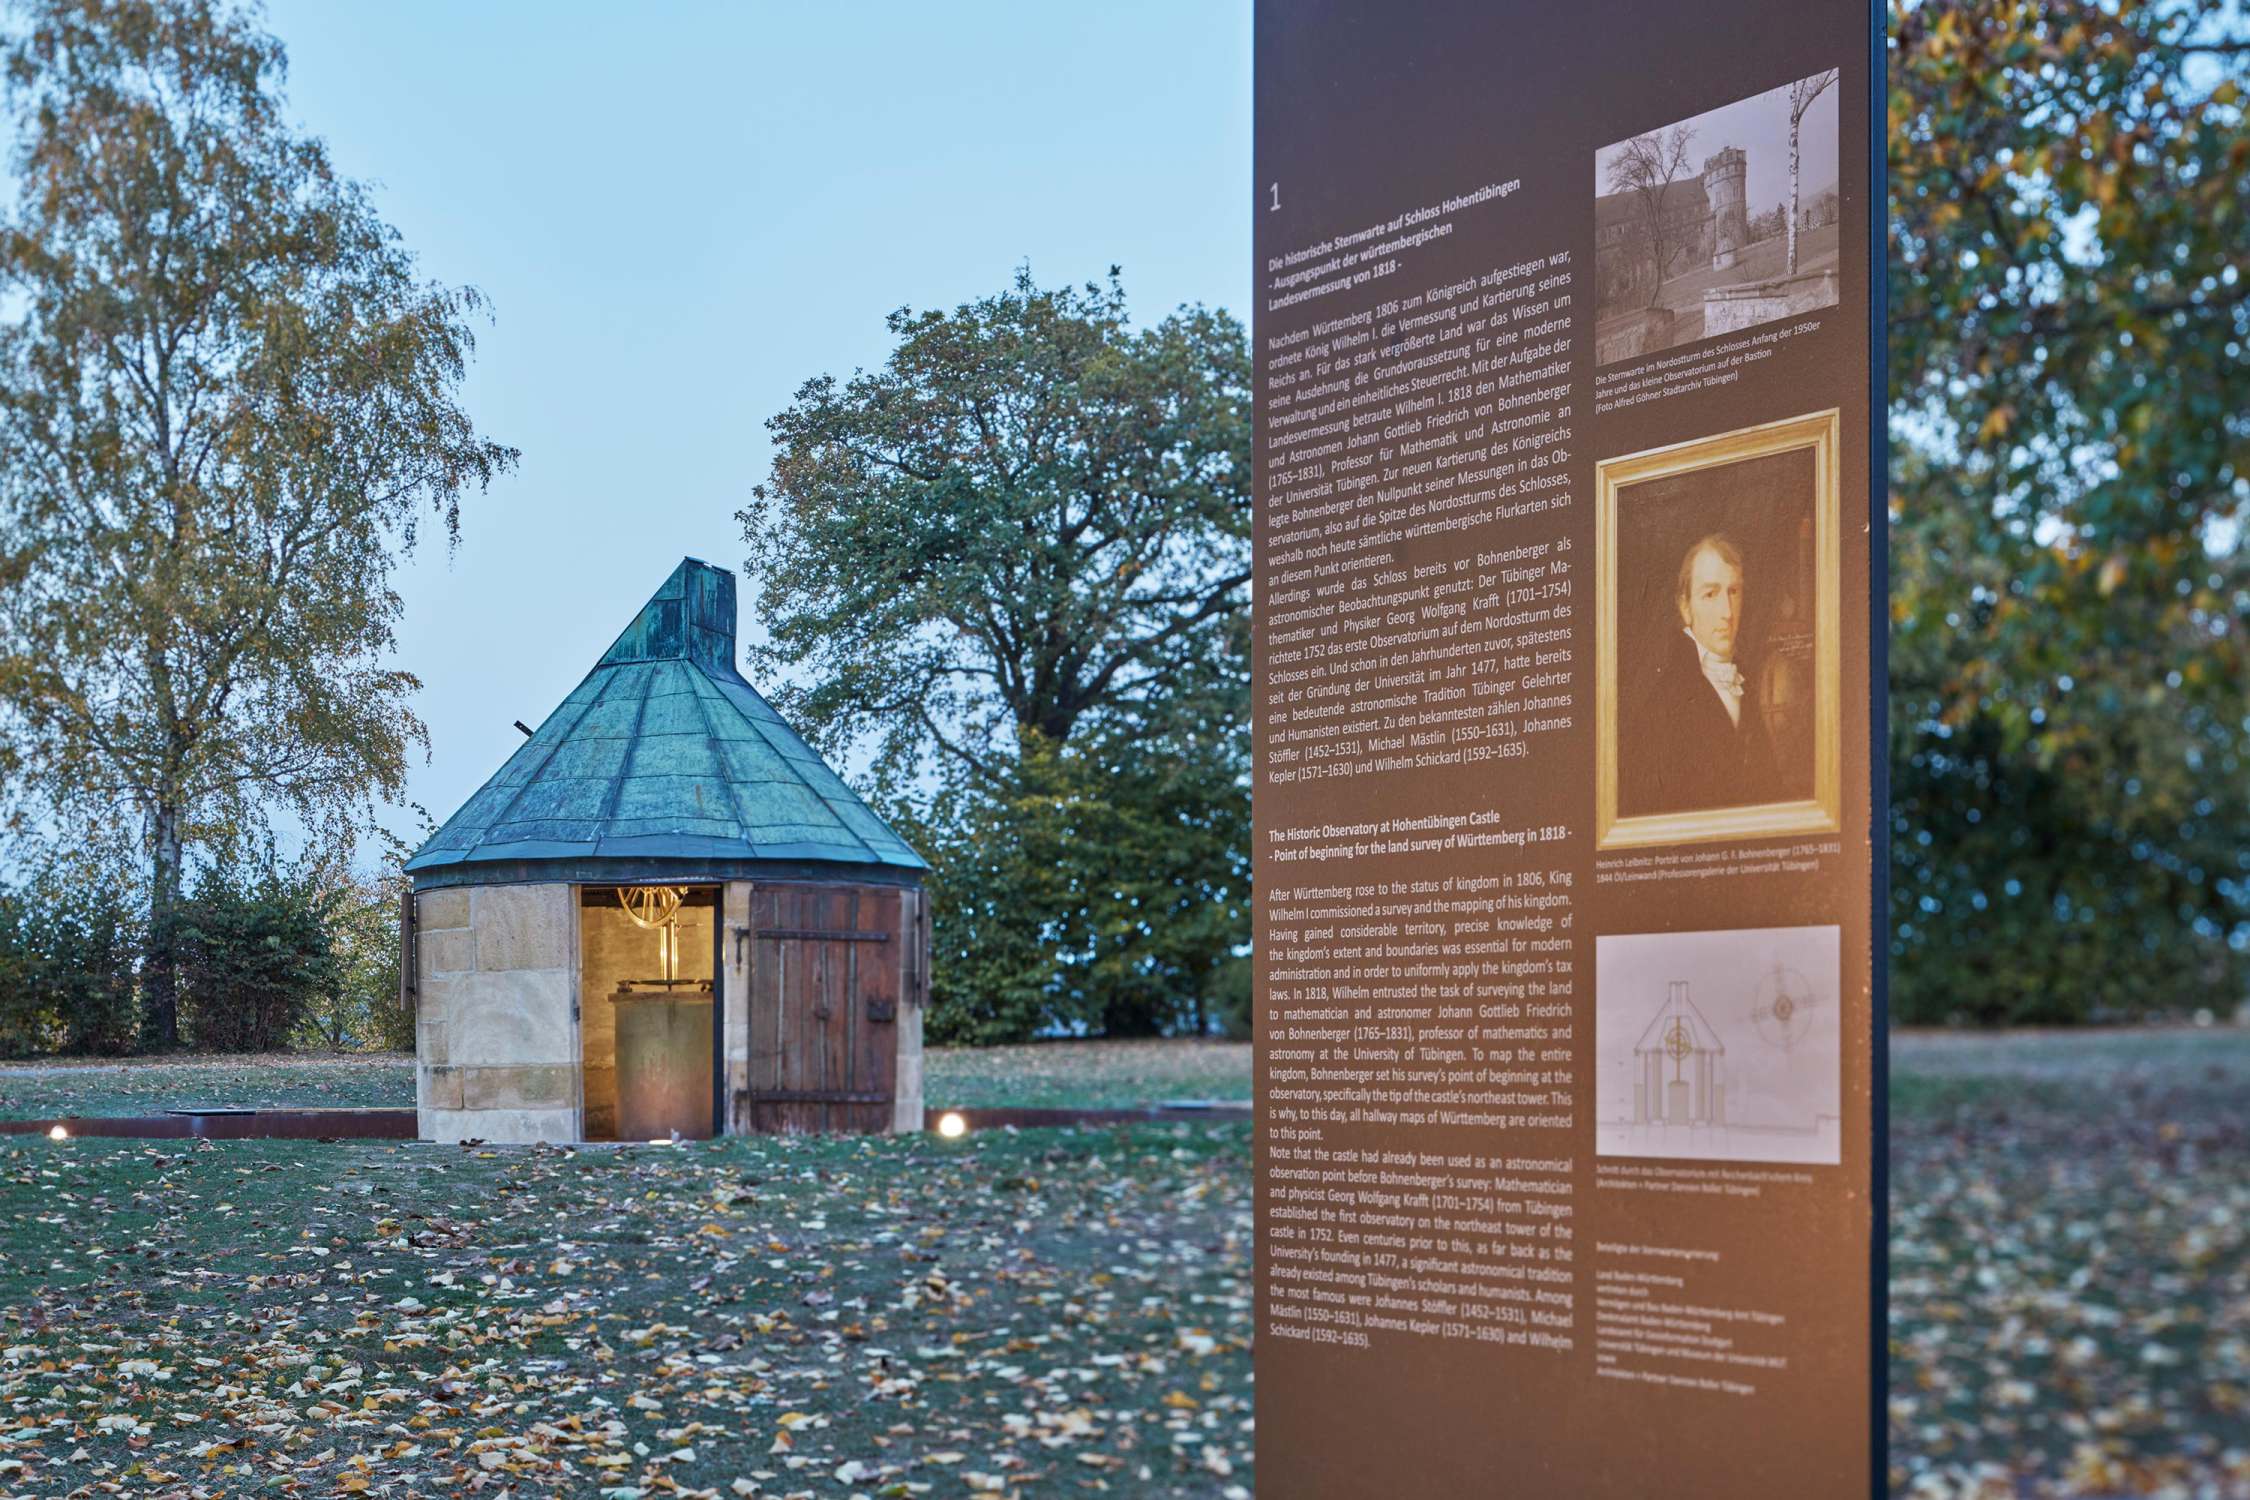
402, 558, 930, 1144
1632, 980, 1727, 1129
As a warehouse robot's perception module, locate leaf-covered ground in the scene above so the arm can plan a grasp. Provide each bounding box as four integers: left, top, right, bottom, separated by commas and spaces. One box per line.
0, 1125, 1253, 1498
1888, 1028, 2250, 1498
2, 1029, 2244, 1496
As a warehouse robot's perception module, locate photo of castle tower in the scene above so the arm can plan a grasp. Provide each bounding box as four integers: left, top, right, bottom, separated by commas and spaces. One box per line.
1592, 70, 1844, 366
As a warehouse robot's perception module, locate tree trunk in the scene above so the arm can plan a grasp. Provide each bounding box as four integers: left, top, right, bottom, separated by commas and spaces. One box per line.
1643, 193, 1667, 309
145, 802, 184, 1051
1787, 118, 1803, 276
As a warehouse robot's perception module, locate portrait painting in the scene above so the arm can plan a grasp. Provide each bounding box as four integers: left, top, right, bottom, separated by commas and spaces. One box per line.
1594, 409, 1843, 849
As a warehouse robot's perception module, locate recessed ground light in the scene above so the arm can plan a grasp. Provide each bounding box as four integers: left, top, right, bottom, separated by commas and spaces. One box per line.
936, 1112, 968, 1139
47, 1124, 68, 1141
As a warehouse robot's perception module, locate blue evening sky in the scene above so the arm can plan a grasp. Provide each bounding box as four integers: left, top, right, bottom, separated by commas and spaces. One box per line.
258, 2, 1253, 851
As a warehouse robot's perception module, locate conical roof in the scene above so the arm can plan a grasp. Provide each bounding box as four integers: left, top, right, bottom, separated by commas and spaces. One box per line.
404, 558, 925, 878
1633, 981, 1725, 1057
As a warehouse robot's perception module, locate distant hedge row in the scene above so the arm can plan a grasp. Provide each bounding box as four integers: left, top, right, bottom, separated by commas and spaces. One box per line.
0, 868, 407, 1058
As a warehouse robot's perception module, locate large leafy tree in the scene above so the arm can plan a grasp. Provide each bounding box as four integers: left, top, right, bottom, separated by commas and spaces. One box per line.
1888, 1, 2249, 1021
0, 0, 515, 1045
741, 269, 1251, 1039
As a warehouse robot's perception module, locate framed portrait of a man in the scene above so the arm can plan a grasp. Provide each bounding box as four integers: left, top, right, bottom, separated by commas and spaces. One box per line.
1594, 409, 1843, 849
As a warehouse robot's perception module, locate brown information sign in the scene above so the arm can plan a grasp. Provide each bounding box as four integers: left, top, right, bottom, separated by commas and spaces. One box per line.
1252, 2, 1885, 1493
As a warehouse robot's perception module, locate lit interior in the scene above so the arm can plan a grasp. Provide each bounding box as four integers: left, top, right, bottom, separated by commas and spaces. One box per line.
578, 884, 717, 1142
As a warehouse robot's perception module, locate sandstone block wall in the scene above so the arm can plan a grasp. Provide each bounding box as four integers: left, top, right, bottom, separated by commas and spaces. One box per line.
416, 883, 578, 1144
894, 886, 927, 1133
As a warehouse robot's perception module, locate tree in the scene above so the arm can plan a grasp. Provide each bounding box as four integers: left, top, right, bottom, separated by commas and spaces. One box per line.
1605, 124, 1695, 306
1888, 2, 2249, 1022
896, 679, 1250, 1044
1786, 68, 1839, 275
296, 867, 409, 1051
741, 268, 1251, 1039
0, 0, 515, 1046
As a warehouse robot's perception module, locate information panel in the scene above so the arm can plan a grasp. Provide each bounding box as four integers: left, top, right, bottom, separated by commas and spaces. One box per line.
1252, 3, 1884, 1493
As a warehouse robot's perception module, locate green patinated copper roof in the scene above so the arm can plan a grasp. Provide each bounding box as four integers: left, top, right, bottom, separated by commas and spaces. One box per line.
404, 558, 926, 877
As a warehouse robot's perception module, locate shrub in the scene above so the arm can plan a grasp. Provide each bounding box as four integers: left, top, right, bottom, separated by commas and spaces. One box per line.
0, 882, 138, 1056
0, 891, 52, 1057
177, 866, 341, 1052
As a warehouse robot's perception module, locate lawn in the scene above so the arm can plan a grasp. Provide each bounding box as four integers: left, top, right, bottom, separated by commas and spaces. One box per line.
0, 1053, 415, 1121
922, 1042, 1250, 1113
0, 1041, 1254, 1123
1, 1027, 2244, 1497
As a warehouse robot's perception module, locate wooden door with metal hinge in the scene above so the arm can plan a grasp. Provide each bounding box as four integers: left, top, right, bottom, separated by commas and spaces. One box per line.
742, 884, 900, 1133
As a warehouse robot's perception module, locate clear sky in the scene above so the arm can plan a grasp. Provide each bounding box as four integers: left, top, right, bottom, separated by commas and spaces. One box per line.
257, 1, 1254, 852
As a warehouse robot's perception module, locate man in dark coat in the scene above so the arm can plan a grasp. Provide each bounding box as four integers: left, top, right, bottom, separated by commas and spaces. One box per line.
1621, 533, 1781, 817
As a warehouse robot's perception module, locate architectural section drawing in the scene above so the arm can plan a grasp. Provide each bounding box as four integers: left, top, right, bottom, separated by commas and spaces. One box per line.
1596, 925, 1841, 1164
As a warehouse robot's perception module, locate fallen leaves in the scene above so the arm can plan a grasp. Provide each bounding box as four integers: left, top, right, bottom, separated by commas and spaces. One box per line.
6, 1032, 2238, 1496
1889, 1029, 2250, 1497
0, 1117, 1255, 1496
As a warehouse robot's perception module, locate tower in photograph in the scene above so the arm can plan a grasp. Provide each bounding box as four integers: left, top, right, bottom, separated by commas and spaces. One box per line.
1703, 145, 1750, 269
1633, 980, 1727, 1126
400, 558, 931, 1144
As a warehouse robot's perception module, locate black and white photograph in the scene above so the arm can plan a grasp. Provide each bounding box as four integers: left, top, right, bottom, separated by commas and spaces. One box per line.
1594, 410, 1844, 849
1595, 925, 1843, 1166
1593, 69, 1842, 366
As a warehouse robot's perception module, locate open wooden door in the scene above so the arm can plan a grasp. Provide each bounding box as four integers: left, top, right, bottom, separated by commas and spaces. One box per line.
744, 884, 900, 1133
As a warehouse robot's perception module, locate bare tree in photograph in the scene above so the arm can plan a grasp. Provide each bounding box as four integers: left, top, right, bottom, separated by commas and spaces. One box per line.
1604, 124, 1695, 307
1786, 69, 1840, 274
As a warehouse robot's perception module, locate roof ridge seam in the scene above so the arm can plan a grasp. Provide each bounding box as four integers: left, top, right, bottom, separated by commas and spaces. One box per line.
688, 665, 887, 863
682, 662, 759, 859
594, 662, 662, 832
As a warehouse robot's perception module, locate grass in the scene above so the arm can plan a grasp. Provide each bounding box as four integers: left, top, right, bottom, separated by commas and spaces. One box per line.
1885, 1026, 2250, 1498
0, 1052, 414, 1120
1, 1027, 2244, 1496
0, 1040, 1256, 1122
924, 1040, 1251, 1112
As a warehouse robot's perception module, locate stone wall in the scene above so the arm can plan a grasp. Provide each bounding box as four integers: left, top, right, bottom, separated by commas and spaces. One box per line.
1701, 269, 1840, 336
415, 883, 578, 1144
1593, 307, 1678, 366
893, 886, 927, 1132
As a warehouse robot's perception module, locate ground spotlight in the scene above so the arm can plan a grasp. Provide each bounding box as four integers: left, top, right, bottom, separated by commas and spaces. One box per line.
936, 1111, 968, 1139
47, 1124, 68, 1140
